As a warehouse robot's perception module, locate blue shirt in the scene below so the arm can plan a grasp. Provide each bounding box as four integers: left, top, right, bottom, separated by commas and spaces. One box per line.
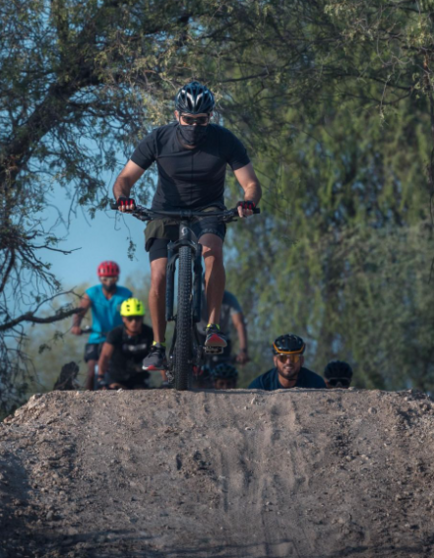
85, 285, 132, 344
248, 367, 326, 390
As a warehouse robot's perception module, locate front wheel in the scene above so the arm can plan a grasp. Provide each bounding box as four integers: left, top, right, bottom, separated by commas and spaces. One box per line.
174, 246, 193, 390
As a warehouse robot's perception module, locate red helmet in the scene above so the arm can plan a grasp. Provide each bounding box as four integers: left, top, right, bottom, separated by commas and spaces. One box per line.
97, 261, 120, 277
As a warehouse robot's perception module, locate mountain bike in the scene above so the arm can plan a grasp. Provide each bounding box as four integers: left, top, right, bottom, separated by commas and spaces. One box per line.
111, 203, 260, 390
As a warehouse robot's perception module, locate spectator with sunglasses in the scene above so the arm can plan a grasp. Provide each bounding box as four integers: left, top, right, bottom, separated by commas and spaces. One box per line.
96, 298, 154, 390
112, 80, 261, 373
323, 360, 353, 389
248, 334, 326, 390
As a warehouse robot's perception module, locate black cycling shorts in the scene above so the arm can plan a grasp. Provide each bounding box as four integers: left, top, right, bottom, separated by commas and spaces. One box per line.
84, 343, 103, 363
145, 214, 226, 262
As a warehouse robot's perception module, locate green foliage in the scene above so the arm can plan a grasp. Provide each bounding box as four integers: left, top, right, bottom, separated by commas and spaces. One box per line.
224, 2, 434, 390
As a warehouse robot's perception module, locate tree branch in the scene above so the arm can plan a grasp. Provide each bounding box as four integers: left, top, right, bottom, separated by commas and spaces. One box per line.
0, 249, 15, 294
0, 306, 81, 332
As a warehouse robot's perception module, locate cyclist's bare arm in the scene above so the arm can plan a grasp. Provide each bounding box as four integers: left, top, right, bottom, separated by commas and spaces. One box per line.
113, 160, 145, 206
233, 163, 262, 217
71, 294, 91, 335
97, 343, 115, 378
232, 311, 249, 364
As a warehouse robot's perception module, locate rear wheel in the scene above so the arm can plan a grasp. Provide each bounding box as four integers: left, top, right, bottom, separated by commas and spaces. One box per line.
174, 246, 193, 390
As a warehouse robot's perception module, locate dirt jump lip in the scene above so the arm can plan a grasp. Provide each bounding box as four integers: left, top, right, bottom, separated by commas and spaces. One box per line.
1, 389, 434, 558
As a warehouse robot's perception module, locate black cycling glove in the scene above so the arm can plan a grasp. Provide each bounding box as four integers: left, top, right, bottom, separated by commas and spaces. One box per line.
117, 196, 136, 211
237, 200, 256, 211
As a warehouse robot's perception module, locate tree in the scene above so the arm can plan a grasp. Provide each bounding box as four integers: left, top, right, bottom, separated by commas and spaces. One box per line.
3, 0, 434, 403
224, 2, 434, 390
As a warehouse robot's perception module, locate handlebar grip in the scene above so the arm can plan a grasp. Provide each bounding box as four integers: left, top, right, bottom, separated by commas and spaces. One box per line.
110, 202, 118, 210
253, 207, 260, 214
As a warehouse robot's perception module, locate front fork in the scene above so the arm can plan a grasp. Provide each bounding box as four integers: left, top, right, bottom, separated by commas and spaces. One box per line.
165, 239, 203, 323
165, 224, 203, 374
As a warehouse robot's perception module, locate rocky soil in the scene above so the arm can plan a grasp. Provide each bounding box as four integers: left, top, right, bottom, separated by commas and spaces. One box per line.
1, 388, 434, 557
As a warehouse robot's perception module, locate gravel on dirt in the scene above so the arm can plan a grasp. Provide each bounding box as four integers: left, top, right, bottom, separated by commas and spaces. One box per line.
1, 388, 434, 557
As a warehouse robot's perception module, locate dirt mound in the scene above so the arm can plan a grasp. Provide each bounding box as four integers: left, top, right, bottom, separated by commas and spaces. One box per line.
1, 389, 434, 558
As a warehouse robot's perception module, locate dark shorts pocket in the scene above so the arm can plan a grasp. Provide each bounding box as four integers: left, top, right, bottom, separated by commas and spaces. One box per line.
144, 219, 179, 252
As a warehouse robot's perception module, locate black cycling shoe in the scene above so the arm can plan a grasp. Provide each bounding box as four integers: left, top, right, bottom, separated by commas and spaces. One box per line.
204, 324, 227, 349
142, 343, 167, 371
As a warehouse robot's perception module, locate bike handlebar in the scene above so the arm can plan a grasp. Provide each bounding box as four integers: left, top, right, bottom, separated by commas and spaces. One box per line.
81, 326, 109, 336
109, 203, 260, 221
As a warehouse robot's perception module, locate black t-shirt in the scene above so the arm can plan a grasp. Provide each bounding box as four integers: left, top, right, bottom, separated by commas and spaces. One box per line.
105, 325, 154, 382
248, 367, 326, 390
131, 123, 250, 210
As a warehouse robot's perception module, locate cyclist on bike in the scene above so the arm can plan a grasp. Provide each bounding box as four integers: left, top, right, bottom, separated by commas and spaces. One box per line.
112, 81, 261, 371
96, 298, 154, 390
71, 261, 132, 390
211, 362, 239, 390
323, 360, 353, 388
248, 334, 326, 390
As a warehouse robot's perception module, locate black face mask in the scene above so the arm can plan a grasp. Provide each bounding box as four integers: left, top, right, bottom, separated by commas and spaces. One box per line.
177, 123, 209, 146
103, 283, 116, 293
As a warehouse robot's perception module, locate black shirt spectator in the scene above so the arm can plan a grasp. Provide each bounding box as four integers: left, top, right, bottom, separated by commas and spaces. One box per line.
249, 367, 326, 390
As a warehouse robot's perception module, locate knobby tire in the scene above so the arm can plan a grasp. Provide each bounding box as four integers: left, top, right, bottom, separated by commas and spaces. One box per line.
175, 246, 192, 390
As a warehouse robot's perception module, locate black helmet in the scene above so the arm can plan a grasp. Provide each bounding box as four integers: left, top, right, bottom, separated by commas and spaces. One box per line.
272, 334, 305, 355
210, 363, 238, 380
324, 360, 353, 380
175, 81, 215, 114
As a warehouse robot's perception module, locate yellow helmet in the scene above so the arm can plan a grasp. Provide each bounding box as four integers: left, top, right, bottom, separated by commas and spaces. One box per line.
120, 298, 145, 317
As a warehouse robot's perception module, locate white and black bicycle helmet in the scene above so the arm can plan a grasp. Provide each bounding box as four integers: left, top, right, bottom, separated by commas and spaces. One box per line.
175, 81, 215, 114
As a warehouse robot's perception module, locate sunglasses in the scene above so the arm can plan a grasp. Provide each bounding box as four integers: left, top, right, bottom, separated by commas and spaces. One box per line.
125, 316, 142, 322
327, 378, 350, 388
180, 114, 210, 126
100, 277, 118, 283
277, 354, 302, 363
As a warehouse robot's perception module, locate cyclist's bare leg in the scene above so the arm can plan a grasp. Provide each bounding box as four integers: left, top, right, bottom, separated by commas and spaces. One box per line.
149, 257, 168, 343
201, 233, 224, 325
85, 360, 96, 391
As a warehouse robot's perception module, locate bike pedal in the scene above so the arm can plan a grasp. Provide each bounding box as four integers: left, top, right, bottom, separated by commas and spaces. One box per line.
204, 346, 224, 355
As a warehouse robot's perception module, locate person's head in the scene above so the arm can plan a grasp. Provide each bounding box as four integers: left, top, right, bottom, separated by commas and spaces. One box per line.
120, 298, 145, 335
272, 334, 305, 384
211, 362, 238, 390
174, 81, 215, 146
97, 261, 120, 293
324, 360, 353, 388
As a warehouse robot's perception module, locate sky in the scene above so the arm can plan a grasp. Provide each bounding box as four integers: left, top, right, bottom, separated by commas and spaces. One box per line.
39, 184, 151, 293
